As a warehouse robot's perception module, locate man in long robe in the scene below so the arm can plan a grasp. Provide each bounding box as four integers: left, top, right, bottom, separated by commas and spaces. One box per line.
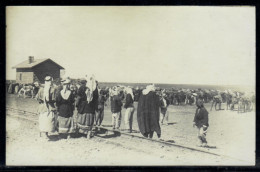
137, 85, 161, 139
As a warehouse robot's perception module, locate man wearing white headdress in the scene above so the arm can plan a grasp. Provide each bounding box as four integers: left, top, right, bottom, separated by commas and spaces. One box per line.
75, 75, 98, 139
35, 75, 57, 140
124, 87, 135, 133
137, 84, 161, 139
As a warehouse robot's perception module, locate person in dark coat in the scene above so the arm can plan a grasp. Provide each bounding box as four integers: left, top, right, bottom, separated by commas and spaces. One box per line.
117, 87, 125, 128
110, 86, 123, 130
137, 84, 161, 139
193, 99, 209, 147
56, 78, 75, 139
76, 77, 98, 139
96, 89, 107, 128
124, 87, 135, 133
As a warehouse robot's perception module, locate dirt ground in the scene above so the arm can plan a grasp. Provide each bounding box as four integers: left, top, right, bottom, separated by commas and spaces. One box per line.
6, 94, 255, 166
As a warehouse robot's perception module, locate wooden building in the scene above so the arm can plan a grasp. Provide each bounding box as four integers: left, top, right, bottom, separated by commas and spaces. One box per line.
12, 56, 64, 84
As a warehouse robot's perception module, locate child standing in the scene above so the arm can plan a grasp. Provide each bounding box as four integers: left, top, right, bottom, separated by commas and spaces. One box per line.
160, 92, 170, 125
193, 99, 209, 147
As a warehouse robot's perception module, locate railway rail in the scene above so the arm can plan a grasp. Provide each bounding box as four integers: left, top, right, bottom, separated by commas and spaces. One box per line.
6, 106, 251, 164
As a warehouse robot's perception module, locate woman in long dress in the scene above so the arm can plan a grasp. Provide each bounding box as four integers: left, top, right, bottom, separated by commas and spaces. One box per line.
35, 76, 57, 140
56, 78, 75, 139
76, 75, 98, 139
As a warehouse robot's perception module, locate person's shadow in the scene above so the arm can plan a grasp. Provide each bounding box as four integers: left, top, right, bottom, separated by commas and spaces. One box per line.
166, 122, 177, 125
47, 132, 90, 141
47, 135, 59, 141
95, 128, 121, 139
165, 140, 175, 143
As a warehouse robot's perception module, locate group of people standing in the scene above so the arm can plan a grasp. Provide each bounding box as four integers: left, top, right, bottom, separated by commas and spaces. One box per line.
35, 75, 139, 140
36, 75, 99, 139
35, 75, 209, 147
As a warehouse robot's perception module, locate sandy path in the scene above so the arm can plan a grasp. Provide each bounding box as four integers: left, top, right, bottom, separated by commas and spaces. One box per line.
6, 94, 255, 165
6, 114, 251, 166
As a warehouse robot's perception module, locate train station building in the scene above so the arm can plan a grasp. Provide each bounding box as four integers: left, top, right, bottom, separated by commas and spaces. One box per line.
12, 56, 64, 84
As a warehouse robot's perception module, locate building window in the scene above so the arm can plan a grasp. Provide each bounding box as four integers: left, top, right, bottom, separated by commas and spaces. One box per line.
19, 73, 22, 80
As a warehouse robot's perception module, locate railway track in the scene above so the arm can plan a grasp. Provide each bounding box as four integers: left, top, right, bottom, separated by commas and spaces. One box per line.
5, 106, 251, 164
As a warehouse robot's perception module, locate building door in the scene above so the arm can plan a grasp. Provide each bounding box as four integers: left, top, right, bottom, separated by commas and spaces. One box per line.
19, 73, 22, 81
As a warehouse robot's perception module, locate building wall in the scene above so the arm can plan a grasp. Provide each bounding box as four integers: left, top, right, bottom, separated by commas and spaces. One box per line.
33, 60, 61, 83
16, 71, 34, 84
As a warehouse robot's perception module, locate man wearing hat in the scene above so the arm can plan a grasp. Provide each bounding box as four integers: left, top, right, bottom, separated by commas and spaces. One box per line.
35, 75, 58, 140
193, 99, 209, 147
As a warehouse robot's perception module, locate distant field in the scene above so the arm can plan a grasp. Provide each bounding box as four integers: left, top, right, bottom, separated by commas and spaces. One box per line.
98, 82, 253, 92
6, 79, 253, 92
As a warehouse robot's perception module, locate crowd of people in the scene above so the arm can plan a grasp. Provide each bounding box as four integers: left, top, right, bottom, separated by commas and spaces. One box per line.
6, 75, 255, 147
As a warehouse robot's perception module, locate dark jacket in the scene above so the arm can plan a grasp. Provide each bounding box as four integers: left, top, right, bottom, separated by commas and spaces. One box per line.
193, 106, 209, 128
56, 91, 75, 118
76, 85, 98, 114
124, 94, 134, 109
137, 91, 161, 136
111, 95, 122, 113
97, 94, 107, 110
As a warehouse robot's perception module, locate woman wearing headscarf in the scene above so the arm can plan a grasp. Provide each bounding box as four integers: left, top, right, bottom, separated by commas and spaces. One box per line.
193, 99, 209, 147
137, 84, 161, 139
124, 87, 135, 133
56, 78, 75, 139
76, 75, 98, 139
35, 76, 57, 140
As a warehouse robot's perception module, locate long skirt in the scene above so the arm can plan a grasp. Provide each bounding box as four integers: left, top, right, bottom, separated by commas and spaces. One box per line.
39, 111, 57, 133
77, 113, 94, 134
58, 116, 75, 134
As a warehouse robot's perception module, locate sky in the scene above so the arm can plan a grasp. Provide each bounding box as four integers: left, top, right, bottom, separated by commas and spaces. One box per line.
6, 6, 255, 86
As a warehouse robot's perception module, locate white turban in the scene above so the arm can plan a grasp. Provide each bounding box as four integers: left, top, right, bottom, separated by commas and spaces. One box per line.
85, 74, 97, 103
142, 84, 156, 95
126, 87, 134, 100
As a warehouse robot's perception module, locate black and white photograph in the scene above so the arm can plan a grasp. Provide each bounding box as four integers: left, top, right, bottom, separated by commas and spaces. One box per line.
5, 6, 255, 166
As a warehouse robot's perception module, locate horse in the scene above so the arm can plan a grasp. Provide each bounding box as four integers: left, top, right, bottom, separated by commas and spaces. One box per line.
238, 96, 252, 113
225, 93, 233, 110
210, 95, 223, 111
17, 84, 34, 98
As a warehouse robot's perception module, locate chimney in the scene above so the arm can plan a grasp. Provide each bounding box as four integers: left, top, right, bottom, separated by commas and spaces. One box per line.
28, 56, 34, 64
